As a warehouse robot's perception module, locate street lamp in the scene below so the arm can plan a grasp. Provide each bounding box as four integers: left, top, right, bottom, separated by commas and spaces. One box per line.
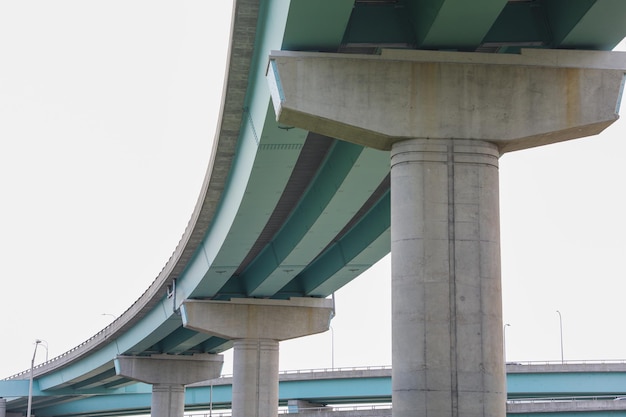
27, 339, 44, 417
38, 340, 48, 362
330, 325, 335, 371
556, 310, 564, 364
503, 324, 511, 363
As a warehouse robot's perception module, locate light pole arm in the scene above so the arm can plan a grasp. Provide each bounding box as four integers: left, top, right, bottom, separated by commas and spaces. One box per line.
26, 341, 41, 417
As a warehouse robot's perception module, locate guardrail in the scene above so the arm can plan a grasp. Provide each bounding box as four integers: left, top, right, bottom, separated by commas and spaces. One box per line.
507, 396, 626, 403
185, 404, 394, 417
506, 359, 626, 366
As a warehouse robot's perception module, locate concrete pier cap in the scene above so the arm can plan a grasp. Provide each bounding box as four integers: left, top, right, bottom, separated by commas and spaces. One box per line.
180, 297, 334, 340
267, 48, 626, 153
114, 353, 224, 385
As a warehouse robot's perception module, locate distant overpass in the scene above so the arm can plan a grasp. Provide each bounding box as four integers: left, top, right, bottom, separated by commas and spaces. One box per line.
2, 1, 626, 417
4, 363, 626, 417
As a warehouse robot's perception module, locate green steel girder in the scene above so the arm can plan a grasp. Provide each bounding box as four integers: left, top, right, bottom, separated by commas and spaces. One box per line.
237, 140, 365, 296
341, 0, 508, 50
285, 188, 391, 297
283, 0, 354, 50
407, 0, 509, 49
342, 4, 418, 47
339, 0, 626, 52
544, 0, 626, 49
152, 326, 230, 355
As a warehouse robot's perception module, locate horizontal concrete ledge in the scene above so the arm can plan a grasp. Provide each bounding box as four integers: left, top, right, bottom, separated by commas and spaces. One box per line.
507, 362, 626, 373
507, 399, 626, 414
190, 367, 393, 387
210, 297, 333, 308
269, 48, 626, 70
297, 407, 392, 417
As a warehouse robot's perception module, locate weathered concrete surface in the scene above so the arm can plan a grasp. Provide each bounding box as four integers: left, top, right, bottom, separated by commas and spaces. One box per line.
115, 353, 223, 417
181, 297, 333, 417
391, 139, 504, 417
266, 48, 626, 417
507, 399, 626, 414
296, 407, 392, 417
233, 339, 279, 417
114, 353, 223, 385
507, 362, 626, 374
267, 48, 626, 153
181, 297, 333, 341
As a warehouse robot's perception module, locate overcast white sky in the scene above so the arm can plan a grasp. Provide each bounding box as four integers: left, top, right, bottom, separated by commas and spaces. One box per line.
1, 2, 625, 379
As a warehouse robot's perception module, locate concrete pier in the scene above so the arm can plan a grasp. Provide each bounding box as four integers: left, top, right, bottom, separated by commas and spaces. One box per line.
267, 48, 626, 417
114, 353, 223, 417
181, 297, 333, 417
391, 138, 503, 416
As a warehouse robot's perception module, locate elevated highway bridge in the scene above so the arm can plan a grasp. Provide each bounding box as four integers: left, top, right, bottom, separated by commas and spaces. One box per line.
2, 1, 626, 417
5, 363, 626, 416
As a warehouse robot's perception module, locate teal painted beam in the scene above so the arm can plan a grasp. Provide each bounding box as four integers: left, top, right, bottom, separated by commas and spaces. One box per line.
0, 379, 29, 396
13, 369, 626, 416
407, 0, 508, 49
279, 377, 391, 402
240, 141, 365, 296
34, 393, 153, 417
545, 0, 626, 50
282, 0, 354, 51
342, 4, 417, 47
294, 189, 391, 297
483, 2, 551, 48
507, 372, 626, 398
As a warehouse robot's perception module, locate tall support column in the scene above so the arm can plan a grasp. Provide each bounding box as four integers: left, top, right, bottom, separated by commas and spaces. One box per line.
181, 297, 334, 417
391, 138, 503, 417
115, 353, 223, 417
0, 397, 6, 417
232, 339, 279, 417
266, 47, 626, 417
151, 384, 186, 417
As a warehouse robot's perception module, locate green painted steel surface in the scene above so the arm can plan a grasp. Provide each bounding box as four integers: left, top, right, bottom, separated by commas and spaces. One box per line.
341, 0, 626, 51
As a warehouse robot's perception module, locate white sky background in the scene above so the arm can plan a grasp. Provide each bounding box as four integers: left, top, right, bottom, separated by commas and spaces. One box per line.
0, 2, 625, 379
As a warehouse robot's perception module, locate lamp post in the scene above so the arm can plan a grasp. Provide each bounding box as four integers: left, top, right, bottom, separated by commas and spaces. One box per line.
330, 325, 335, 371
503, 324, 511, 364
38, 340, 48, 362
556, 310, 564, 364
27, 339, 43, 417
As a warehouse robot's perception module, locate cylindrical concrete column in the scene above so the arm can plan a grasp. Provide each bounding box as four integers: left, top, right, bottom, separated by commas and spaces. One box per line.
181, 298, 333, 417
232, 339, 279, 417
390, 138, 505, 417
152, 384, 185, 417
115, 353, 223, 417
0, 397, 6, 417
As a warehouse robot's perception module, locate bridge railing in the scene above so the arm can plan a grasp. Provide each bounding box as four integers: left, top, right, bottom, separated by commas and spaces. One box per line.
184, 403, 394, 417
506, 359, 626, 366
279, 365, 392, 375
507, 395, 626, 403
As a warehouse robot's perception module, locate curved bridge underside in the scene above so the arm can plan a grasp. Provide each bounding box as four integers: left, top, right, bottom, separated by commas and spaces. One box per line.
4, 0, 626, 415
